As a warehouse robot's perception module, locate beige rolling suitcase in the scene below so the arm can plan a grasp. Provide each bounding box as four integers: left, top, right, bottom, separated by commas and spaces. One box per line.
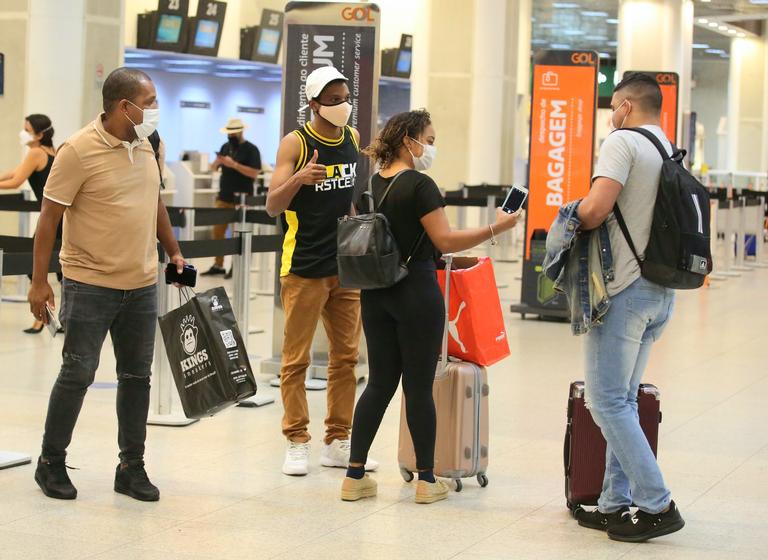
397, 254, 490, 491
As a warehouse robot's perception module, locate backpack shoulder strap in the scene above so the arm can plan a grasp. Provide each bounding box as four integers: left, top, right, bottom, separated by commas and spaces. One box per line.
613, 204, 643, 269
620, 127, 674, 161
376, 169, 410, 209
147, 131, 165, 189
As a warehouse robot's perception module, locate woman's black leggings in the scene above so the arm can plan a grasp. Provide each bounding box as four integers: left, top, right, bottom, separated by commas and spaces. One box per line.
349, 264, 445, 470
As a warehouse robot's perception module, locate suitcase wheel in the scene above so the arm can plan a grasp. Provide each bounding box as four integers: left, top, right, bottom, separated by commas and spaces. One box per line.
454, 479, 463, 492
477, 473, 489, 488
399, 468, 414, 483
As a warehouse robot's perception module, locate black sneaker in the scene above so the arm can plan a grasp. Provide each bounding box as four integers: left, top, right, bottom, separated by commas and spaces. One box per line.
224, 267, 233, 280
201, 266, 226, 276
607, 500, 685, 543
34, 457, 77, 500
574, 505, 631, 531
114, 462, 160, 502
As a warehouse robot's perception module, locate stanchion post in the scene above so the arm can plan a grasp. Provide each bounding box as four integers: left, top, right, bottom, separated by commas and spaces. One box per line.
733, 196, 753, 272
234, 218, 276, 407
182, 208, 195, 241
721, 199, 741, 277
147, 259, 198, 427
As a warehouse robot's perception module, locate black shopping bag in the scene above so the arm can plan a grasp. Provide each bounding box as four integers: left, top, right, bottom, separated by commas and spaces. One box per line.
158, 287, 257, 419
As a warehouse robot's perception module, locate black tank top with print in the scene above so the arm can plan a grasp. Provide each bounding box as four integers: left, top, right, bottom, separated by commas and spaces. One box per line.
279, 123, 360, 279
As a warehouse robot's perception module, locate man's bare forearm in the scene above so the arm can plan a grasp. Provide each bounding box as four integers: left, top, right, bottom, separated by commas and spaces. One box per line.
157, 199, 181, 257
32, 211, 60, 285
266, 174, 304, 217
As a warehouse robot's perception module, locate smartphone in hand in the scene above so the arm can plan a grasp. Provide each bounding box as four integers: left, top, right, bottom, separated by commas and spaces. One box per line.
45, 305, 62, 338
165, 263, 197, 287
502, 185, 529, 214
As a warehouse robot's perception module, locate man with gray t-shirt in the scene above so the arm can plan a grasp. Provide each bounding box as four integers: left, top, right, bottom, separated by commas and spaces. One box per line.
572, 73, 685, 542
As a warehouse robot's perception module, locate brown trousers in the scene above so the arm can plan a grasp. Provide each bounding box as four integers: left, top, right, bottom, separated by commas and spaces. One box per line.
212, 199, 237, 267
280, 274, 361, 444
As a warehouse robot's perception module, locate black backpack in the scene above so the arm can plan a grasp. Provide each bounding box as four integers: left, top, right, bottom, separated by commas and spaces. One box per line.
613, 127, 712, 290
337, 170, 424, 290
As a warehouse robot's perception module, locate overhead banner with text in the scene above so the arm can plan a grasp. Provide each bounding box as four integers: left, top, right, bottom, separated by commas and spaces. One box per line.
282, 1, 380, 154
625, 71, 679, 144
518, 50, 597, 315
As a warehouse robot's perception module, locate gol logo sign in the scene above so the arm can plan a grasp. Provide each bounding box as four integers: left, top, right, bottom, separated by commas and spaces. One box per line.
342, 6, 375, 21
570, 52, 596, 65
656, 73, 677, 85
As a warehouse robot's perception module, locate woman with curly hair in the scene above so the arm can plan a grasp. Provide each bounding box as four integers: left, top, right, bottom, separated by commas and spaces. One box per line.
341, 109, 521, 504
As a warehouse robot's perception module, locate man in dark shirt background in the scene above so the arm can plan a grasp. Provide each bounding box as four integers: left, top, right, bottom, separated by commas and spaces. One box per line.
202, 117, 262, 277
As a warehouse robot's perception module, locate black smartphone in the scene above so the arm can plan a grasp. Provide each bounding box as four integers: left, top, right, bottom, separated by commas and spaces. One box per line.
502, 185, 529, 214
165, 263, 197, 287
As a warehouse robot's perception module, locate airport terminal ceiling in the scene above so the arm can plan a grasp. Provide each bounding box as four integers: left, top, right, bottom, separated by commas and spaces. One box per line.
531, 1, 768, 62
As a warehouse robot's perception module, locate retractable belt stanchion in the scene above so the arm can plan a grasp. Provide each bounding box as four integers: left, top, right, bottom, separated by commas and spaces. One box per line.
733, 195, 753, 272
148, 257, 199, 427
744, 196, 768, 269
234, 213, 276, 408
720, 199, 741, 277
4, 191, 33, 303
708, 197, 727, 281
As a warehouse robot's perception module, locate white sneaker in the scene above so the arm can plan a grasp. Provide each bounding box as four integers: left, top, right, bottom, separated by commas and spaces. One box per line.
320, 439, 379, 472
282, 441, 310, 476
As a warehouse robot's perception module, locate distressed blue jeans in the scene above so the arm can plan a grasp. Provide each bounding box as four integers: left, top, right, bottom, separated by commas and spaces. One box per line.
584, 276, 675, 515
42, 278, 157, 465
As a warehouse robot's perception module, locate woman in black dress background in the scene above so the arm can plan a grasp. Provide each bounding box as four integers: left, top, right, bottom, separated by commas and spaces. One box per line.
0, 114, 60, 333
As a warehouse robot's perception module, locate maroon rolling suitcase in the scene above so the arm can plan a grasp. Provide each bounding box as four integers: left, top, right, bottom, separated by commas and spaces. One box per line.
564, 381, 661, 511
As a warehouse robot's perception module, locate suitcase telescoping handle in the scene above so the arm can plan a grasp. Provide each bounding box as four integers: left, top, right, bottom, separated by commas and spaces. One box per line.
438, 254, 453, 375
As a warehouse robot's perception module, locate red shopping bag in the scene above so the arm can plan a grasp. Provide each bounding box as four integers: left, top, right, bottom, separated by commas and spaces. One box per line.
436, 256, 510, 366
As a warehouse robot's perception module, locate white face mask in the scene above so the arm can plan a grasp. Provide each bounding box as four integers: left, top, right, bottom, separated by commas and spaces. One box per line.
19, 130, 35, 146
408, 138, 437, 171
125, 100, 160, 139
318, 101, 353, 128
612, 99, 630, 130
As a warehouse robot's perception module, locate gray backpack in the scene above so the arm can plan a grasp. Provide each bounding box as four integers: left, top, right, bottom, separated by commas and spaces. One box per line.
337, 170, 424, 290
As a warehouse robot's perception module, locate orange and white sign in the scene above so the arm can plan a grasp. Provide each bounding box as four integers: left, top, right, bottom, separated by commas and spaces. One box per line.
524, 50, 598, 259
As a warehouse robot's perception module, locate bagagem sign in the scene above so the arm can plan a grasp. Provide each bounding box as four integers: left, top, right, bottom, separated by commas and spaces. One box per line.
525, 50, 598, 259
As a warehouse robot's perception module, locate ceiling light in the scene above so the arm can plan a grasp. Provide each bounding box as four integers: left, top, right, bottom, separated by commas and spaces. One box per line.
581, 11, 608, 17
692, 43, 710, 49
217, 64, 257, 71
718, 26, 728, 31
124, 52, 152, 59
563, 29, 586, 35
728, 29, 737, 35
705, 49, 726, 54
737, 32, 746, 37
166, 68, 209, 74
538, 23, 559, 28
708, 22, 718, 27
607, 41, 618, 47
214, 72, 252, 79
598, 52, 611, 58
165, 59, 214, 66
698, 18, 708, 24
124, 63, 157, 69
606, 18, 619, 24
553, 2, 580, 8
550, 43, 572, 49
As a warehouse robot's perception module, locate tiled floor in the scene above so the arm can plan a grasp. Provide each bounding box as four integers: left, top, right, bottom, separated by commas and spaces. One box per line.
1, 252, 767, 559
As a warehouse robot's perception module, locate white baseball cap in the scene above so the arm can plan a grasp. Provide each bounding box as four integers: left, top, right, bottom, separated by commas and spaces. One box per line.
305, 66, 348, 102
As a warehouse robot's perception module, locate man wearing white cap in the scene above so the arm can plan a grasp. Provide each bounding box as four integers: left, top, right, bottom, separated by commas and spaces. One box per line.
202, 117, 262, 277
266, 66, 377, 476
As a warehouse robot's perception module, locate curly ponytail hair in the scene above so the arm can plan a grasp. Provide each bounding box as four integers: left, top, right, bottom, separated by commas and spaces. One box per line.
363, 109, 431, 168
26, 114, 54, 148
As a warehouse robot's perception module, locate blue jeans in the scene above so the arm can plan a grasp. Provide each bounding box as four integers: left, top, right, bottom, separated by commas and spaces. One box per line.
42, 279, 157, 465
584, 276, 675, 514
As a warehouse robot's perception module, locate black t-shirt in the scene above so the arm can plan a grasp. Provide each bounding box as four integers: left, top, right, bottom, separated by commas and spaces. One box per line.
218, 140, 262, 203
356, 170, 445, 263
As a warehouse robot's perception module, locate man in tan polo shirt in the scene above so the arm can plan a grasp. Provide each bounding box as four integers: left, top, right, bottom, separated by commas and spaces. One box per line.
28, 68, 185, 502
